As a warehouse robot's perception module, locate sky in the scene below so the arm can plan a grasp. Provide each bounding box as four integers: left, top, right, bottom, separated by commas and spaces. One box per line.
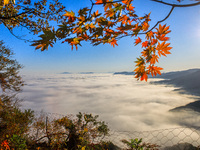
0, 0, 200, 74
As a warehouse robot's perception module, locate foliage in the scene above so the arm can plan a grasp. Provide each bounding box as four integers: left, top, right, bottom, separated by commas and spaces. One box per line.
9, 134, 27, 149
0, 95, 34, 144
0, 41, 34, 149
122, 138, 159, 150
29, 112, 109, 150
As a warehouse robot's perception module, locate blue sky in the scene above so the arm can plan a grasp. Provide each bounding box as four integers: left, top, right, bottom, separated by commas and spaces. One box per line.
0, 0, 200, 74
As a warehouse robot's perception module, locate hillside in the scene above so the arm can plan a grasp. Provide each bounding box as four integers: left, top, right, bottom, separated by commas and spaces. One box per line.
153, 68, 200, 96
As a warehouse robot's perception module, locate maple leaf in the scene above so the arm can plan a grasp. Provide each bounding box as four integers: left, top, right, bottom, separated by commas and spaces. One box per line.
63, 11, 76, 22
156, 34, 170, 41
126, 4, 134, 11
78, 7, 90, 16
146, 31, 154, 40
135, 37, 141, 45
31, 28, 56, 51
110, 39, 118, 47
104, 3, 113, 11
135, 57, 145, 67
118, 15, 130, 25
73, 27, 83, 35
156, 41, 172, 57
156, 24, 171, 35
140, 72, 148, 82
105, 9, 115, 18
105, 28, 114, 36
142, 22, 149, 31
134, 63, 148, 81
151, 39, 157, 45
122, 0, 133, 4
147, 65, 163, 76
142, 41, 148, 48
95, 0, 108, 4
150, 54, 159, 65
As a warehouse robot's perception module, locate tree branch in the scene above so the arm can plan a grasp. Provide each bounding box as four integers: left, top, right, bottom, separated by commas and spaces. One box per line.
116, 6, 174, 40
0, 10, 34, 20
1, 20, 30, 42
151, 0, 200, 7
144, 6, 174, 34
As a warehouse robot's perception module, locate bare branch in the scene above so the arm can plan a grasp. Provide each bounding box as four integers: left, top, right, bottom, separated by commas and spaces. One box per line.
0, 10, 34, 20
1, 20, 30, 42
144, 6, 174, 34
151, 0, 200, 7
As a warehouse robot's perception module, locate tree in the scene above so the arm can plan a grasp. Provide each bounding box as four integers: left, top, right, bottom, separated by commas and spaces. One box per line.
0, 41, 34, 148
0, 40, 23, 92
1, 0, 200, 81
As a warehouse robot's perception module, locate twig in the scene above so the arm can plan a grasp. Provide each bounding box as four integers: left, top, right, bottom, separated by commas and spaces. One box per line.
151, 0, 200, 7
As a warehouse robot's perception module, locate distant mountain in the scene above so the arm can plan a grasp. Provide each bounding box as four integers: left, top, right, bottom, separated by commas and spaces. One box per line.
79, 72, 94, 74
152, 68, 200, 96
60, 72, 95, 74
170, 100, 200, 113
61, 72, 72, 74
152, 68, 200, 79
113, 71, 135, 75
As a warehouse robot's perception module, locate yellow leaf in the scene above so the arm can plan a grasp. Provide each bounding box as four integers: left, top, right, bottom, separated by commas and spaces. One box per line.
4, 0, 10, 5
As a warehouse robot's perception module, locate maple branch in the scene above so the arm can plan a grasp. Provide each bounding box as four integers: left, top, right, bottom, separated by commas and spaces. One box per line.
88, 0, 95, 18
0, 5, 59, 20
94, 0, 125, 5
0, 10, 34, 20
115, 5, 174, 40
151, 0, 200, 7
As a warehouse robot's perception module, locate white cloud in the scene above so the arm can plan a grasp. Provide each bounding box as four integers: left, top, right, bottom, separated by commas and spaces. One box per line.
20, 73, 200, 132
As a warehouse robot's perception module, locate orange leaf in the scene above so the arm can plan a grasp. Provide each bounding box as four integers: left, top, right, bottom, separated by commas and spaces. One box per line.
151, 39, 157, 45
140, 73, 148, 82
126, 4, 134, 11
104, 3, 113, 11
122, 0, 133, 4
135, 37, 141, 45
142, 41, 148, 48
95, 0, 108, 4
142, 22, 149, 31
110, 39, 118, 47
150, 54, 159, 65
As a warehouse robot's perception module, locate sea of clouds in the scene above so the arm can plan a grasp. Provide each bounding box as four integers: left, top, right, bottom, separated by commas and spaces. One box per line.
19, 73, 200, 132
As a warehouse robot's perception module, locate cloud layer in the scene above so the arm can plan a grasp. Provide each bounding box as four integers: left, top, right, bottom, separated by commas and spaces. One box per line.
19, 73, 200, 132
